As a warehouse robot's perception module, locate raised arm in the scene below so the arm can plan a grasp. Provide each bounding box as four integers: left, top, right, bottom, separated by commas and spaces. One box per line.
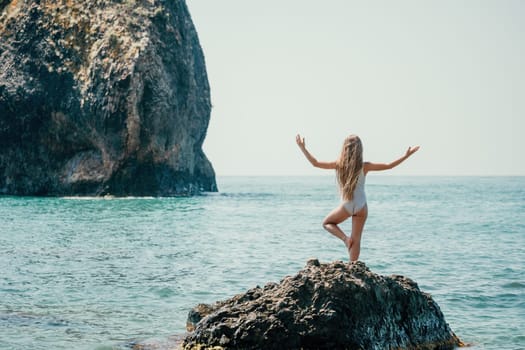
364, 146, 420, 174
296, 134, 337, 169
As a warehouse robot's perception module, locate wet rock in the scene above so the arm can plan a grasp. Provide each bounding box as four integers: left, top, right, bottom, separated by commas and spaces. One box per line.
0, 0, 216, 196
183, 259, 463, 350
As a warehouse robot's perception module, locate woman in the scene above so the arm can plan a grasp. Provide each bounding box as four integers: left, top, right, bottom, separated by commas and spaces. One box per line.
296, 134, 420, 261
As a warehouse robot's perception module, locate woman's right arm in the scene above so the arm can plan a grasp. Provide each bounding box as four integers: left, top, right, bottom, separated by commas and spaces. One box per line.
296, 134, 336, 169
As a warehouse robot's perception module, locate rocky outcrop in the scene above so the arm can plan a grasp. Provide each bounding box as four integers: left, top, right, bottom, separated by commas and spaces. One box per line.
0, 0, 216, 196
183, 259, 463, 350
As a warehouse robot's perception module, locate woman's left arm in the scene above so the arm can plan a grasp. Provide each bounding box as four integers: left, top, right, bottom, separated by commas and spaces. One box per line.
364, 146, 420, 173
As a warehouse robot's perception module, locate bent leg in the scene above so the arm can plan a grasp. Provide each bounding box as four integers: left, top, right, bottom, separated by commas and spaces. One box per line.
322, 205, 352, 252
349, 205, 368, 261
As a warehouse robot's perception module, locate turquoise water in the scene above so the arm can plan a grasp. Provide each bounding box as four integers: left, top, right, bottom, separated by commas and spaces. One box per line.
1, 176, 524, 349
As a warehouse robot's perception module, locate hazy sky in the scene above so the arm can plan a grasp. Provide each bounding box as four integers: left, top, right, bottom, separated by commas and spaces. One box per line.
186, 0, 524, 176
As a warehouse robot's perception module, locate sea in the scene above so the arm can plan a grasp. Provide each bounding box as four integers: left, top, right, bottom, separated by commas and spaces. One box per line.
1, 176, 524, 350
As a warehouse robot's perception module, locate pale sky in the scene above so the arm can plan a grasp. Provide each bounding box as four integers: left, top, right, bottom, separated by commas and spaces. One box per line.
186, 0, 524, 176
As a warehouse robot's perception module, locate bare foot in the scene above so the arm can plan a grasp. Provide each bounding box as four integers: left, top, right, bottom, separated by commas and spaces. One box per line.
344, 236, 353, 257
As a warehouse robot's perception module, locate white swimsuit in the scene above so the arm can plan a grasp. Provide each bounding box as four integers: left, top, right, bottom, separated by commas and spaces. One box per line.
342, 169, 367, 215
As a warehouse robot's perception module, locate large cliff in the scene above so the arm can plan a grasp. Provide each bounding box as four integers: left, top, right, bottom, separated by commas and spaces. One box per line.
0, 0, 216, 196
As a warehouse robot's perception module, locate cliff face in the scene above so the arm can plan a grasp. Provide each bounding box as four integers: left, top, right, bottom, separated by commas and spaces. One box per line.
183, 259, 463, 350
0, 0, 216, 196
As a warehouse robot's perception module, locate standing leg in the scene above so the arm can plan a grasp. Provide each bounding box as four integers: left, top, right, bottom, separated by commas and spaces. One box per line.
349, 205, 368, 261
322, 205, 352, 257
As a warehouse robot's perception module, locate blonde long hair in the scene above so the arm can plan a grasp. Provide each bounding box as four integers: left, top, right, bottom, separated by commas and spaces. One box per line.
336, 134, 363, 201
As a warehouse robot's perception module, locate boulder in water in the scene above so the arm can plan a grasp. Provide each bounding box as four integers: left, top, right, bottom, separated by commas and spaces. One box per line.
183, 259, 463, 350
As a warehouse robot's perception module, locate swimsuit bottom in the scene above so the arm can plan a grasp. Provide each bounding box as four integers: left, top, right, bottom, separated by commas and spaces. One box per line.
343, 192, 367, 215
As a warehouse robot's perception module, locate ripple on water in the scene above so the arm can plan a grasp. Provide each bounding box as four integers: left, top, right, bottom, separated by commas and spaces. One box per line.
502, 281, 525, 289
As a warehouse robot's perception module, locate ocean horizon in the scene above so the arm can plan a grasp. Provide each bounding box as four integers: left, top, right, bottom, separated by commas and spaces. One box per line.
1, 175, 524, 349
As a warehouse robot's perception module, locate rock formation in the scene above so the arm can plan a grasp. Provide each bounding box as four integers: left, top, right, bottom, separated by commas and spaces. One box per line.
0, 0, 216, 196
183, 259, 463, 350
